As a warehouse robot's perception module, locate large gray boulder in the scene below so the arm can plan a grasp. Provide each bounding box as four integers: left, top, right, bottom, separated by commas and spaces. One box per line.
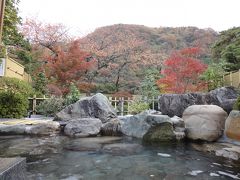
64, 118, 102, 137
159, 93, 205, 117
143, 115, 185, 142
207, 87, 238, 113
183, 105, 228, 142
55, 93, 117, 123
119, 111, 185, 141
143, 122, 176, 143
119, 111, 151, 138
158, 87, 237, 117
145, 114, 172, 126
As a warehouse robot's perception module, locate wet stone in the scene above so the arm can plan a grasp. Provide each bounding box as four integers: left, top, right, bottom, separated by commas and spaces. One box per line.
0, 158, 27, 180
102, 143, 142, 155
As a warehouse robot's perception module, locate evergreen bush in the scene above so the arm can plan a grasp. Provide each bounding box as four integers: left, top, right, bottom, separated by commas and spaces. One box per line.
36, 97, 65, 117
0, 77, 33, 118
0, 77, 33, 97
129, 100, 149, 115
64, 83, 81, 106
0, 91, 28, 118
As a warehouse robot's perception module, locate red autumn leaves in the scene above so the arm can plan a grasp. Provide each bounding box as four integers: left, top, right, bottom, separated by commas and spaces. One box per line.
157, 47, 207, 93
45, 40, 96, 92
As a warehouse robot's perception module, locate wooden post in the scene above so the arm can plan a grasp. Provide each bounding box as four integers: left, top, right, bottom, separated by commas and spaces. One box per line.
109, 96, 112, 107
32, 95, 36, 115
120, 97, 124, 116
152, 96, 154, 110
114, 97, 117, 109
127, 97, 130, 115
0, 0, 6, 44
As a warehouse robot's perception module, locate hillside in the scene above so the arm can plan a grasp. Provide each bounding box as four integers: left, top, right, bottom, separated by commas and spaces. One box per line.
81, 24, 218, 61
79, 24, 219, 93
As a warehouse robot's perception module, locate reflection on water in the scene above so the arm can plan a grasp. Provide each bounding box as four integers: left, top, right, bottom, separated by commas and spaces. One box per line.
0, 135, 239, 180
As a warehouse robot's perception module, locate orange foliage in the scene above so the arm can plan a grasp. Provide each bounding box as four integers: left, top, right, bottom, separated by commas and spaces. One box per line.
79, 25, 148, 90
112, 91, 133, 98
21, 18, 70, 53
45, 40, 96, 93
157, 47, 207, 94
78, 83, 96, 93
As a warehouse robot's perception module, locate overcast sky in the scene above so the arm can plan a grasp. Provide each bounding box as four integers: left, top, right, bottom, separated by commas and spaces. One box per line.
19, 0, 240, 36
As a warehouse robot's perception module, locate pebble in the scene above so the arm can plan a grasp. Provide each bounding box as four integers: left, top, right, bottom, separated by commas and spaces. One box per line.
210, 173, 220, 177
188, 170, 203, 176
157, 153, 171, 157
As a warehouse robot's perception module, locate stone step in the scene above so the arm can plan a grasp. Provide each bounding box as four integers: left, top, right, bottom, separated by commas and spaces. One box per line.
0, 158, 26, 180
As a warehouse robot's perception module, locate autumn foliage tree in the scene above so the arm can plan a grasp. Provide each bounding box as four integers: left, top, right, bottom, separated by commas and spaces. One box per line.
80, 25, 147, 92
157, 47, 207, 94
45, 40, 95, 94
20, 20, 218, 94
79, 25, 217, 93
21, 18, 96, 94
21, 18, 70, 55
20, 18, 71, 75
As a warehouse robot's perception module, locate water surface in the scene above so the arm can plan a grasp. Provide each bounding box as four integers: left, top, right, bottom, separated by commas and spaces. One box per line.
0, 135, 239, 180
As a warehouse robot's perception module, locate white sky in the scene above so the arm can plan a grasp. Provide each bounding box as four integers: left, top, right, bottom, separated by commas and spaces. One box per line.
19, 0, 240, 36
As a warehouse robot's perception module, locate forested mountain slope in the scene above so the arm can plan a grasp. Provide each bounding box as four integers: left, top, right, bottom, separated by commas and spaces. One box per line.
79, 24, 218, 92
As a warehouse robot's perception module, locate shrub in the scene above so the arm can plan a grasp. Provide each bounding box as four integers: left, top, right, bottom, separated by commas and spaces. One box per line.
0, 91, 29, 118
201, 60, 226, 91
140, 68, 160, 99
64, 84, 81, 106
36, 97, 65, 117
33, 72, 47, 95
0, 77, 33, 118
233, 96, 240, 110
129, 100, 149, 115
0, 77, 33, 97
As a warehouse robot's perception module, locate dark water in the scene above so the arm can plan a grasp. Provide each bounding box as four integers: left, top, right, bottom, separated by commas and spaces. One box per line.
0, 135, 239, 180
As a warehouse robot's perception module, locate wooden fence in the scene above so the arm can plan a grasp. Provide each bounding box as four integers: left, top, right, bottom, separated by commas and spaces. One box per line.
28, 95, 159, 116
108, 96, 158, 116
28, 95, 48, 114
223, 70, 240, 88
108, 97, 132, 116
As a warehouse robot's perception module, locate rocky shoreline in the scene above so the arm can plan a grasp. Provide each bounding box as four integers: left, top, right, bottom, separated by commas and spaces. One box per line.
0, 87, 240, 161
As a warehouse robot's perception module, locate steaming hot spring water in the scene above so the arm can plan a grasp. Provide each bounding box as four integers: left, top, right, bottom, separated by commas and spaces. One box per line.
0, 135, 239, 180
